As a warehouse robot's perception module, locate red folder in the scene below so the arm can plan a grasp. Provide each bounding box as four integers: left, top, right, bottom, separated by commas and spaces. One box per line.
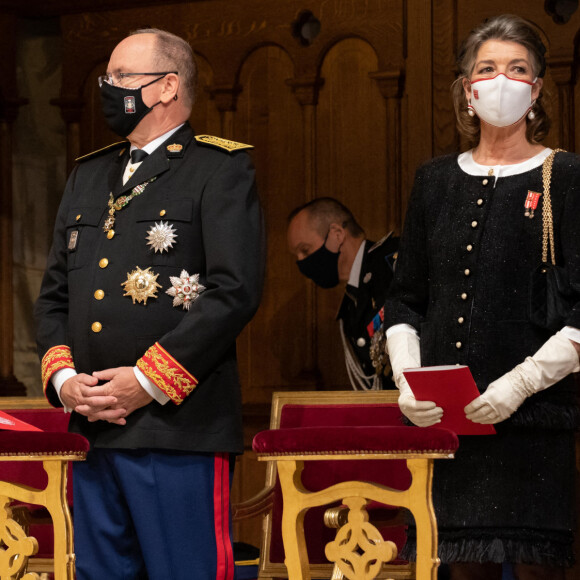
0, 410, 43, 432
403, 365, 496, 436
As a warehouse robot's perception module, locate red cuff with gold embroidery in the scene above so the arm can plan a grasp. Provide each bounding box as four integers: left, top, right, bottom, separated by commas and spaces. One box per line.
136, 342, 198, 404
41, 345, 75, 395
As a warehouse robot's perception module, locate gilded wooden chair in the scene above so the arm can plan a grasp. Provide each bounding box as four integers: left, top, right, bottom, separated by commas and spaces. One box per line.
251, 391, 459, 580
0, 397, 89, 580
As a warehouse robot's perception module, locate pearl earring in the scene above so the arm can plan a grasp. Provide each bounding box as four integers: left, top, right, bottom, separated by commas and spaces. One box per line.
468, 106, 475, 117
528, 109, 536, 120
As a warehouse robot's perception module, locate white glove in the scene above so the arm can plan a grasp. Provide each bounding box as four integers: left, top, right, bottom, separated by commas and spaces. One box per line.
465, 332, 580, 424
386, 330, 443, 427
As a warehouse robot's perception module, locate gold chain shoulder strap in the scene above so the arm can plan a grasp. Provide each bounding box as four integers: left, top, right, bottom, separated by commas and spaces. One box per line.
541, 148, 565, 265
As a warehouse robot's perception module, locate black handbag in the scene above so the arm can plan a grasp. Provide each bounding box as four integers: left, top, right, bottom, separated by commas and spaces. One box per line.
528, 148, 575, 331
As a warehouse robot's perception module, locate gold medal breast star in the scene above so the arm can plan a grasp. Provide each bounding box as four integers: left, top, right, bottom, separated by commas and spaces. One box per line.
122, 267, 162, 305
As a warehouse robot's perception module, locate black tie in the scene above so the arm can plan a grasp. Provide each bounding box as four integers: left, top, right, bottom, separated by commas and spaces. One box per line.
130, 149, 148, 164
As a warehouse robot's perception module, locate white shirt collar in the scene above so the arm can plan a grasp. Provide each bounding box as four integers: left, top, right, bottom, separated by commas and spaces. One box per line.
129, 123, 185, 158
347, 240, 366, 288
124, 124, 185, 185
457, 147, 552, 184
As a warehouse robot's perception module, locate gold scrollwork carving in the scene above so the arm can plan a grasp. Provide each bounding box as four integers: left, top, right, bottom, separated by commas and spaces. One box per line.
0, 496, 39, 580
325, 496, 397, 580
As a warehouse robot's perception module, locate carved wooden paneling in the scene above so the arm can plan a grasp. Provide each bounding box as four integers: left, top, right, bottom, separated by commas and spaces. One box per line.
431, 0, 459, 157
315, 38, 389, 389
0, 12, 27, 395
191, 54, 221, 137
233, 45, 309, 401
402, 0, 433, 220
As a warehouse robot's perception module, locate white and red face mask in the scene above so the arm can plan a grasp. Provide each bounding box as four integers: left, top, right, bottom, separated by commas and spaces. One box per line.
468, 73, 535, 127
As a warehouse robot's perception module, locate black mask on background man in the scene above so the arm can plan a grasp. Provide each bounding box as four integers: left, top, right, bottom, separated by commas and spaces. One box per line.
297, 235, 340, 289
100, 75, 166, 138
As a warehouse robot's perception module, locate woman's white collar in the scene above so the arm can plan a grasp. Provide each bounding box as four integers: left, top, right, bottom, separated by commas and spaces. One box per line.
457, 147, 552, 178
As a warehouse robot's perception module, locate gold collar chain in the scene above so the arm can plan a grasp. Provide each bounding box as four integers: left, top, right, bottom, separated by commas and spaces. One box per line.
103, 177, 157, 236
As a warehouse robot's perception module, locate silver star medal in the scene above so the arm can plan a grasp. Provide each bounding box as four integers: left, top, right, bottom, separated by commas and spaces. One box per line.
166, 270, 206, 310
146, 221, 177, 253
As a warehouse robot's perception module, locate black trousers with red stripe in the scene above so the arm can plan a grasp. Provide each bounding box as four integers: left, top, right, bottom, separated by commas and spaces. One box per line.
73, 449, 235, 580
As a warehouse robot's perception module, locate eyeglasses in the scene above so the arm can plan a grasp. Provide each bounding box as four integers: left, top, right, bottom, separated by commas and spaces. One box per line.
97, 71, 178, 88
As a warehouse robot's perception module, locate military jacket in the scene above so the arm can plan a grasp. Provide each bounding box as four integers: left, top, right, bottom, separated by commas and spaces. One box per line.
337, 236, 398, 388
35, 123, 265, 453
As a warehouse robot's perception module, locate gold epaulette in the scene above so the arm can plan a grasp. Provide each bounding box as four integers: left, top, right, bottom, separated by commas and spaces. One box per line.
75, 141, 129, 163
195, 134, 253, 152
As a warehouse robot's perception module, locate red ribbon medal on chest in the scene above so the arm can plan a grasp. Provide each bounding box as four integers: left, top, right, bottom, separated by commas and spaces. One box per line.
524, 190, 541, 218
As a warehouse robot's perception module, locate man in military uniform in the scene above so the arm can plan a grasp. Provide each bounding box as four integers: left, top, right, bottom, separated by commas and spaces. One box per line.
287, 198, 398, 389
34, 28, 265, 579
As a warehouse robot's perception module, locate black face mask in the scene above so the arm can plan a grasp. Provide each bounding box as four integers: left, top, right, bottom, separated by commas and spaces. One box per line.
100, 76, 165, 138
297, 237, 340, 289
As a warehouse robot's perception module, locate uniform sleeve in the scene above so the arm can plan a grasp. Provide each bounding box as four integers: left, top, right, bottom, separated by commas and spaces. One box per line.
383, 163, 431, 332
137, 151, 266, 403
34, 168, 79, 407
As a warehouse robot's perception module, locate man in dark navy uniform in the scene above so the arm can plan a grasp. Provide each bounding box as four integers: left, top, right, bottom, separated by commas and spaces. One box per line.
287, 198, 398, 389
34, 28, 264, 580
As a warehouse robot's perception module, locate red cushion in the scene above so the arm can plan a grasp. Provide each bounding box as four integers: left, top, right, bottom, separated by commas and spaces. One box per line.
0, 431, 89, 457
253, 425, 459, 456
2, 409, 71, 433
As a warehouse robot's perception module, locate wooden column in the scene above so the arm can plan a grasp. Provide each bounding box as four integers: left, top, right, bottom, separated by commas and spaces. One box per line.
370, 70, 405, 233
52, 97, 85, 174
549, 58, 575, 151
0, 13, 27, 396
209, 84, 242, 139
286, 76, 324, 385
286, 76, 323, 201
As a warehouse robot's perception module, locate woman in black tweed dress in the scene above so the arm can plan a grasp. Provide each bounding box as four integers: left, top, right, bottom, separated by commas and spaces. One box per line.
384, 14, 580, 580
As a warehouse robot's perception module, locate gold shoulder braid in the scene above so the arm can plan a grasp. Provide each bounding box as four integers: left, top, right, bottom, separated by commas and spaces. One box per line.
528, 148, 574, 332
541, 148, 565, 265
194, 135, 253, 152
103, 177, 157, 236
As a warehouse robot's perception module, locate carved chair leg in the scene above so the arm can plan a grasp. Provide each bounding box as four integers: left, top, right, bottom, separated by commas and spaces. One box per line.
42, 461, 75, 580
276, 460, 311, 580
406, 459, 439, 580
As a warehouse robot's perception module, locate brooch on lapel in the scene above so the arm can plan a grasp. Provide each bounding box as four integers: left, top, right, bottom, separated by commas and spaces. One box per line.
166, 270, 206, 310
122, 267, 161, 305
146, 221, 178, 253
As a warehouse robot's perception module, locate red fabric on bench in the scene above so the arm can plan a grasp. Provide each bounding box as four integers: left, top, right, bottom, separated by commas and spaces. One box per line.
0, 408, 87, 559
253, 425, 459, 456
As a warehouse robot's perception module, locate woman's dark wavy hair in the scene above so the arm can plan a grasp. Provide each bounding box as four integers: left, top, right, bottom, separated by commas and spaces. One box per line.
452, 14, 551, 146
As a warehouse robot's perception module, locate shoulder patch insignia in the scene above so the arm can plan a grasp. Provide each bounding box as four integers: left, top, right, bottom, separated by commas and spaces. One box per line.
369, 231, 394, 253
75, 141, 129, 163
195, 134, 254, 152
